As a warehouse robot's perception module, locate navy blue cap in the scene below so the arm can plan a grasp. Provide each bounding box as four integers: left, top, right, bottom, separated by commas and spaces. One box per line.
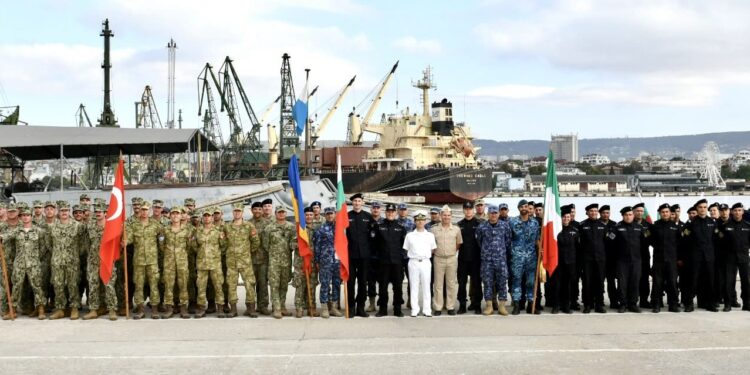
398, 203, 407, 210
517, 199, 528, 208
371, 201, 381, 208
324, 207, 335, 214
430, 207, 440, 214
487, 205, 499, 213
498, 203, 508, 210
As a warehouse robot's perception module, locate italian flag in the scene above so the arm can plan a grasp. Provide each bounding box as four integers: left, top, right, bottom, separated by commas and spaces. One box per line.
541, 150, 561, 276
334, 149, 350, 282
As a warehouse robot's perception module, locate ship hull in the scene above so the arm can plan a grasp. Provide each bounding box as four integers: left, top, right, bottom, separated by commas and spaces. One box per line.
319, 168, 492, 204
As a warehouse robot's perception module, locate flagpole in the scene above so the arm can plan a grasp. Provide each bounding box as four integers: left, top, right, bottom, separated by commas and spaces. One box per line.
305, 268, 314, 317
344, 279, 350, 319
531, 240, 542, 315
304, 68, 311, 175
0, 241, 15, 320
120, 152, 130, 320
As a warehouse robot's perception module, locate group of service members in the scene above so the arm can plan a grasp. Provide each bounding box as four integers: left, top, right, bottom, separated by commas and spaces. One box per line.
0, 193, 748, 321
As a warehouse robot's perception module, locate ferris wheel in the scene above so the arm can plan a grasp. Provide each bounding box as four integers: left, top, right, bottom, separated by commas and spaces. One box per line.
699, 141, 726, 189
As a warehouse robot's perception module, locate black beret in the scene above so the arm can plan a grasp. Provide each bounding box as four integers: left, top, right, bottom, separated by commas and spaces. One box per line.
463, 201, 474, 209
709, 202, 719, 209
262, 199, 273, 206
599, 205, 610, 212
527, 201, 535, 206
303, 207, 313, 213
534, 203, 543, 209
350, 193, 363, 201
620, 206, 632, 215
719, 203, 729, 210
585, 203, 599, 211
568, 204, 576, 209
310, 201, 321, 207
658, 203, 670, 211
561, 206, 572, 216
695, 199, 708, 206
670, 204, 680, 211
251, 202, 262, 208
732, 203, 744, 210
633, 203, 645, 209
687, 206, 698, 213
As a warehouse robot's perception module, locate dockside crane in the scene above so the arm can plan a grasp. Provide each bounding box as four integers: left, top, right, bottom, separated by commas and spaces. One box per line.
197, 63, 224, 148
75, 104, 93, 127
135, 85, 163, 129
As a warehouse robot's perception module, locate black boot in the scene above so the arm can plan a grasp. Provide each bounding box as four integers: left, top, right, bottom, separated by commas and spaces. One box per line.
457, 304, 467, 314
394, 308, 404, 318
511, 301, 521, 315
375, 307, 387, 317
356, 306, 369, 318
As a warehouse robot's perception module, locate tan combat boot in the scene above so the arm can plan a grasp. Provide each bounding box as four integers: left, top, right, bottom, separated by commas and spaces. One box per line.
273, 308, 282, 319
180, 305, 190, 319
366, 296, 377, 312
162, 305, 174, 319
329, 302, 343, 317
483, 303, 494, 316
228, 303, 238, 318
108, 309, 118, 321
29, 306, 39, 318
215, 304, 225, 319
133, 304, 145, 320
194, 305, 206, 319
37, 305, 46, 320
82, 309, 99, 320
70, 307, 80, 320
497, 300, 509, 316
2, 310, 16, 320
259, 306, 271, 316
280, 306, 292, 316
311, 305, 320, 317
49, 309, 65, 320
244, 303, 258, 318
295, 308, 304, 318
320, 303, 330, 319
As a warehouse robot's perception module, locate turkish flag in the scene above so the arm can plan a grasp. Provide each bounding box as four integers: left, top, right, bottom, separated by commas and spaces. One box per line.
99, 159, 125, 284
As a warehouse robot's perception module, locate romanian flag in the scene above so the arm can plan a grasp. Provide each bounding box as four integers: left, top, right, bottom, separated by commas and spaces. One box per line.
289, 155, 312, 273
334, 150, 350, 282
99, 158, 125, 284
541, 150, 561, 276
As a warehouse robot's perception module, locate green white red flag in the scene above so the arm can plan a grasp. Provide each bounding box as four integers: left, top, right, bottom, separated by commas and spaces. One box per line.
541, 150, 561, 276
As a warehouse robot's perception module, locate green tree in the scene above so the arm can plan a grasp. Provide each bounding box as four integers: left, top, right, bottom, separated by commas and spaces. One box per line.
528, 165, 547, 175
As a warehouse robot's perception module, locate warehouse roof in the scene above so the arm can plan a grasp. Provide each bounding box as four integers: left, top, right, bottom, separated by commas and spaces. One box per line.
0, 125, 218, 160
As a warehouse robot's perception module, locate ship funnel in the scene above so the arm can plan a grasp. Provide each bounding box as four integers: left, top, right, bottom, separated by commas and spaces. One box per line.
430, 98, 454, 136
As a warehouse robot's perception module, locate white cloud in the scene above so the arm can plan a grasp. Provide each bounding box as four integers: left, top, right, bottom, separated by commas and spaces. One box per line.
473, 0, 750, 107
393, 36, 442, 55
469, 84, 555, 99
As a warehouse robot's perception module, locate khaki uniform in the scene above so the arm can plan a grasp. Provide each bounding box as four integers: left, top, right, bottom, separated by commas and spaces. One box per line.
162, 225, 194, 306
195, 226, 226, 306
430, 224, 463, 311
126, 218, 164, 306
224, 221, 260, 304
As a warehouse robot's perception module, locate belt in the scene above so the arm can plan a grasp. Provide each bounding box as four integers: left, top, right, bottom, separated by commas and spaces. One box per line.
410, 257, 429, 262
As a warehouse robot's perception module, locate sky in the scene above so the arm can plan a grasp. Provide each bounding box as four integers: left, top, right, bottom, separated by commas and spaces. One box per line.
2, 0, 750, 142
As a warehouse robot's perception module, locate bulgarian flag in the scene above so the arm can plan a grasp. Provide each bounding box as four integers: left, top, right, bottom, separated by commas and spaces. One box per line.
541, 150, 561, 276
334, 149, 350, 282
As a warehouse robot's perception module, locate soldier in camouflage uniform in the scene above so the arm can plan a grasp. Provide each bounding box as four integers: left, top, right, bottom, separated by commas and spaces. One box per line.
116, 197, 142, 316
262, 206, 296, 319
2, 207, 48, 320
82, 204, 119, 321
0, 202, 6, 223
161, 206, 194, 319
250, 201, 271, 315
125, 201, 165, 320
508, 200, 541, 315
0, 203, 21, 317
152, 199, 168, 313
224, 203, 260, 318
476, 204, 512, 316
209, 205, 228, 314
194, 209, 226, 318
32, 200, 45, 225
293, 207, 320, 318
73, 204, 89, 312
48, 202, 86, 320
183, 198, 199, 313
314, 207, 343, 318
41, 201, 58, 311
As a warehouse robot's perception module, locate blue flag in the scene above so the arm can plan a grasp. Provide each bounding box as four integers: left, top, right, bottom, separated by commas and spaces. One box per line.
292, 81, 308, 136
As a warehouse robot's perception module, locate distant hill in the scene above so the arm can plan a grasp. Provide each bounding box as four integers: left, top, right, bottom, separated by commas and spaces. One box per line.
474, 131, 750, 160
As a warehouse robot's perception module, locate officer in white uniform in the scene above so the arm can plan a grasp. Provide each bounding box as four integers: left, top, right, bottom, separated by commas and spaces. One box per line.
403, 212, 437, 317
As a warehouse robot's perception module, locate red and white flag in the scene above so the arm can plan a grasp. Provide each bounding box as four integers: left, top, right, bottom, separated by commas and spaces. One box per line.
99, 159, 125, 284
541, 150, 561, 276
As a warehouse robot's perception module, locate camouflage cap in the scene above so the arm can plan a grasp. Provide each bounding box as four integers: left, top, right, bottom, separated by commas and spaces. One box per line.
94, 204, 107, 212
19, 207, 31, 215
190, 210, 200, 218
6, 202, 17, 212
140, 201, 152, 210
81, 204, 91, 211
213, 206, 222, 214
79, 193, 90, 200
170, 205, 185, 214
56, 200, 66, 208
184, 198, 196, 206
131, 197, 143, 205
72, 204, 83, 212
232, 203, 244, 211
474, 199, 485, 206
152, 199, 164, 208
44, 200, 57, 208
58, 201, 71, 210
33, 200, 44, 208
201, 209, 212, 216
16, 202, 29, 211
94, 197, 107, 206
0, 202, 6, 209
275, 205, 287, 213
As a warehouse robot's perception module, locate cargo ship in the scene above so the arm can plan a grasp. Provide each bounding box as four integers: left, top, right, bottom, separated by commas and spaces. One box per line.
317, 65, 492, 203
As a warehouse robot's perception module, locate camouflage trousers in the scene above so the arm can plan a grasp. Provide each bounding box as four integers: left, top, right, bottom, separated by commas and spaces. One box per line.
188, 253, 197, 304
12, 264, 45, 308
87, 262, 118, 310
52, 263, 81, 309
134, 264, 160, 306
252, 262, 269, 309
163, 265, 189, 306
197, 268, 224, 306
227, 266, 256, 304
481, 257, 508, 301
0, 265, 11, 312
510, 250, 536, 302
318, 260, 341, 304
293, 266, 318, 309
268, 262, 292, 311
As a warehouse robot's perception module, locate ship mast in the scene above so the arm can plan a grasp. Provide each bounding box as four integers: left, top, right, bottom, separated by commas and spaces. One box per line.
412, 66, 436, 119
98, 19, 118, 127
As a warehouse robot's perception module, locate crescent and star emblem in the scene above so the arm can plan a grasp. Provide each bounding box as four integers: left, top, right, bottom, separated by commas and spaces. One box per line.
107, 186, 123, 222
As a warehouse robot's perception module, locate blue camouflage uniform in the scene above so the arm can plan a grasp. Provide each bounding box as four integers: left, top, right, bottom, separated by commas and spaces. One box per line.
313, 221, 340, 304
397, 217, 415, 233
476, 219, 512, 301
509, 216, 541, 302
